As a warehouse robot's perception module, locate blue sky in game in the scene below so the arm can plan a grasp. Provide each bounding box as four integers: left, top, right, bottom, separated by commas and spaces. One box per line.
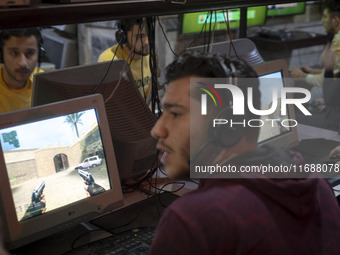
0, 109, 98, 151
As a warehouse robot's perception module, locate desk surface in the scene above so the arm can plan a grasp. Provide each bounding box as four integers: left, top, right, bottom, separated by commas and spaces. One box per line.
249, 31, 330, 51
297, 124, 340, 142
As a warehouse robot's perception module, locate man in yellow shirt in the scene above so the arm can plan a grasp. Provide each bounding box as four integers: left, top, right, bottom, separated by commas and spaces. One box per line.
0, 28, 43, 114
98, 18, 152, 103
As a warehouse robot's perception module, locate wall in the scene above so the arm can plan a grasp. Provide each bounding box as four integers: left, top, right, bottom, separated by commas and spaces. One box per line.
34, 146, 76, 177
77, 21, 117, 65
4, 149, 38, 185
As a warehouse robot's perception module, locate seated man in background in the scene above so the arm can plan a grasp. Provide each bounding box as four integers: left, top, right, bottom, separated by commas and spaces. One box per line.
98, 18, 153, 103
0, 28, 44, 114
291, 0, 340, 94
149, 52, 340, 254
294, 43, 340, 131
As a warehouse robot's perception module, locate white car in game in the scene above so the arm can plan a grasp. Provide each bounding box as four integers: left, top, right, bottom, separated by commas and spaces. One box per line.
76, 156, 102, 170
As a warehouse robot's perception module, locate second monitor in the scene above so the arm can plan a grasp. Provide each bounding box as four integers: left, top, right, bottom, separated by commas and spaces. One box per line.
180, 6, 267, 35
31, 60, 158, 181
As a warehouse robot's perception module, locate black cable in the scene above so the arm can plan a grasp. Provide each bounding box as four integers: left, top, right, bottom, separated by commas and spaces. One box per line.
120, 149, 161, 193
203, 13, 208, 52
146, 177, 184, 208
187, 11, 212, 51
146, 16, 162, 118
147, 179, 185, 208
92, 35, 123, 94
159, 167, 167, 177
156, 16, 178, 58
128, 24, 136, 65
207, 11, 213, 53
148, 180, 186, 195
187, 178, 199, 185
134, 21, 147, 100
204, 11, 214, 53
223, 9, 238, 59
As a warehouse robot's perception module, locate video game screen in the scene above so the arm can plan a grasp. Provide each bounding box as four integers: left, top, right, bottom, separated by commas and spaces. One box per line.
0, 109, 111, 221
181, 6, 267, 35
267, 2, 306, 17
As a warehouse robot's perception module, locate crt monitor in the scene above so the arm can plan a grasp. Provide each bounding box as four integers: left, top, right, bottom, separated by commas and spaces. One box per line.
252, 59, 299, 149
267, 2, 306, 17
0, 94, 124, 250
41, 28, 78, 69
31, 60, 158, 181
180, 6, 267, 35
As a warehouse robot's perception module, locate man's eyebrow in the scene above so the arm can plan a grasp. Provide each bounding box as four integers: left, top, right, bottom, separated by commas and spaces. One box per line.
7, 47, 36, 51
162, 103, 187, 110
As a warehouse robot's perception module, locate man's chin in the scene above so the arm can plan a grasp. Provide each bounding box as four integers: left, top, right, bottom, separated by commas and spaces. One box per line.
161, 164, 190, 179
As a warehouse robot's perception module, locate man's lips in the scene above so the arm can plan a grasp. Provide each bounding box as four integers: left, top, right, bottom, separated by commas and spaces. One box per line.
156, 142, 173, 165
161, 151, 169, 165
16, 69, 30, 76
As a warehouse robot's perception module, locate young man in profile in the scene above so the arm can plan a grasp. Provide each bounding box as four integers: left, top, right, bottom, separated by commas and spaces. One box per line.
149, 52, 340, 254
0, 28, 43, 114
98, 18, 152, 102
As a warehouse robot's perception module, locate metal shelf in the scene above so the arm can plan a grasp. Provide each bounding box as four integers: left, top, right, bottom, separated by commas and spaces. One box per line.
0, 0, 306, 29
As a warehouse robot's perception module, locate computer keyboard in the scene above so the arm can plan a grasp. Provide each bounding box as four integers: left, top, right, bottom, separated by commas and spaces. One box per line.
257, 29, 318, 42
65, 226, 155, 255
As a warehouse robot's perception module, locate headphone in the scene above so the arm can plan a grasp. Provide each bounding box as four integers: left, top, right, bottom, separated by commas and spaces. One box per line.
0, 28, 44, 67
180, 54, 259, 165
207, 57, 248, 148
115, 21, 127, 45
115, 18, 145, 46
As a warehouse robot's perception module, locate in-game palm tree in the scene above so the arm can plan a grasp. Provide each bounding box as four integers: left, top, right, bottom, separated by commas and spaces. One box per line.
64, 112, 85, 138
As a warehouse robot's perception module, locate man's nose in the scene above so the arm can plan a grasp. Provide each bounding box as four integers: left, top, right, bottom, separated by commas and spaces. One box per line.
143, 36, 149, 45
18, 53, 28, 68
151, 116, 167, 140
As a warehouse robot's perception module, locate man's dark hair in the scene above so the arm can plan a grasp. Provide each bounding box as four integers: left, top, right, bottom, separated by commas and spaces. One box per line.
165, 52, 261, 143
323, 0, 340, 17
0, 27, 43, 67
117, 18, 145, 33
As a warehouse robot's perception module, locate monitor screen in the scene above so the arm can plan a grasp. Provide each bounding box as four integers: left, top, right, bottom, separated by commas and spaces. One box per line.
267, 2, 306, 17
31, 60, 158, 181
180, 6, 267, 35
0, 94, 123, 249
252, 59, 298, 149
